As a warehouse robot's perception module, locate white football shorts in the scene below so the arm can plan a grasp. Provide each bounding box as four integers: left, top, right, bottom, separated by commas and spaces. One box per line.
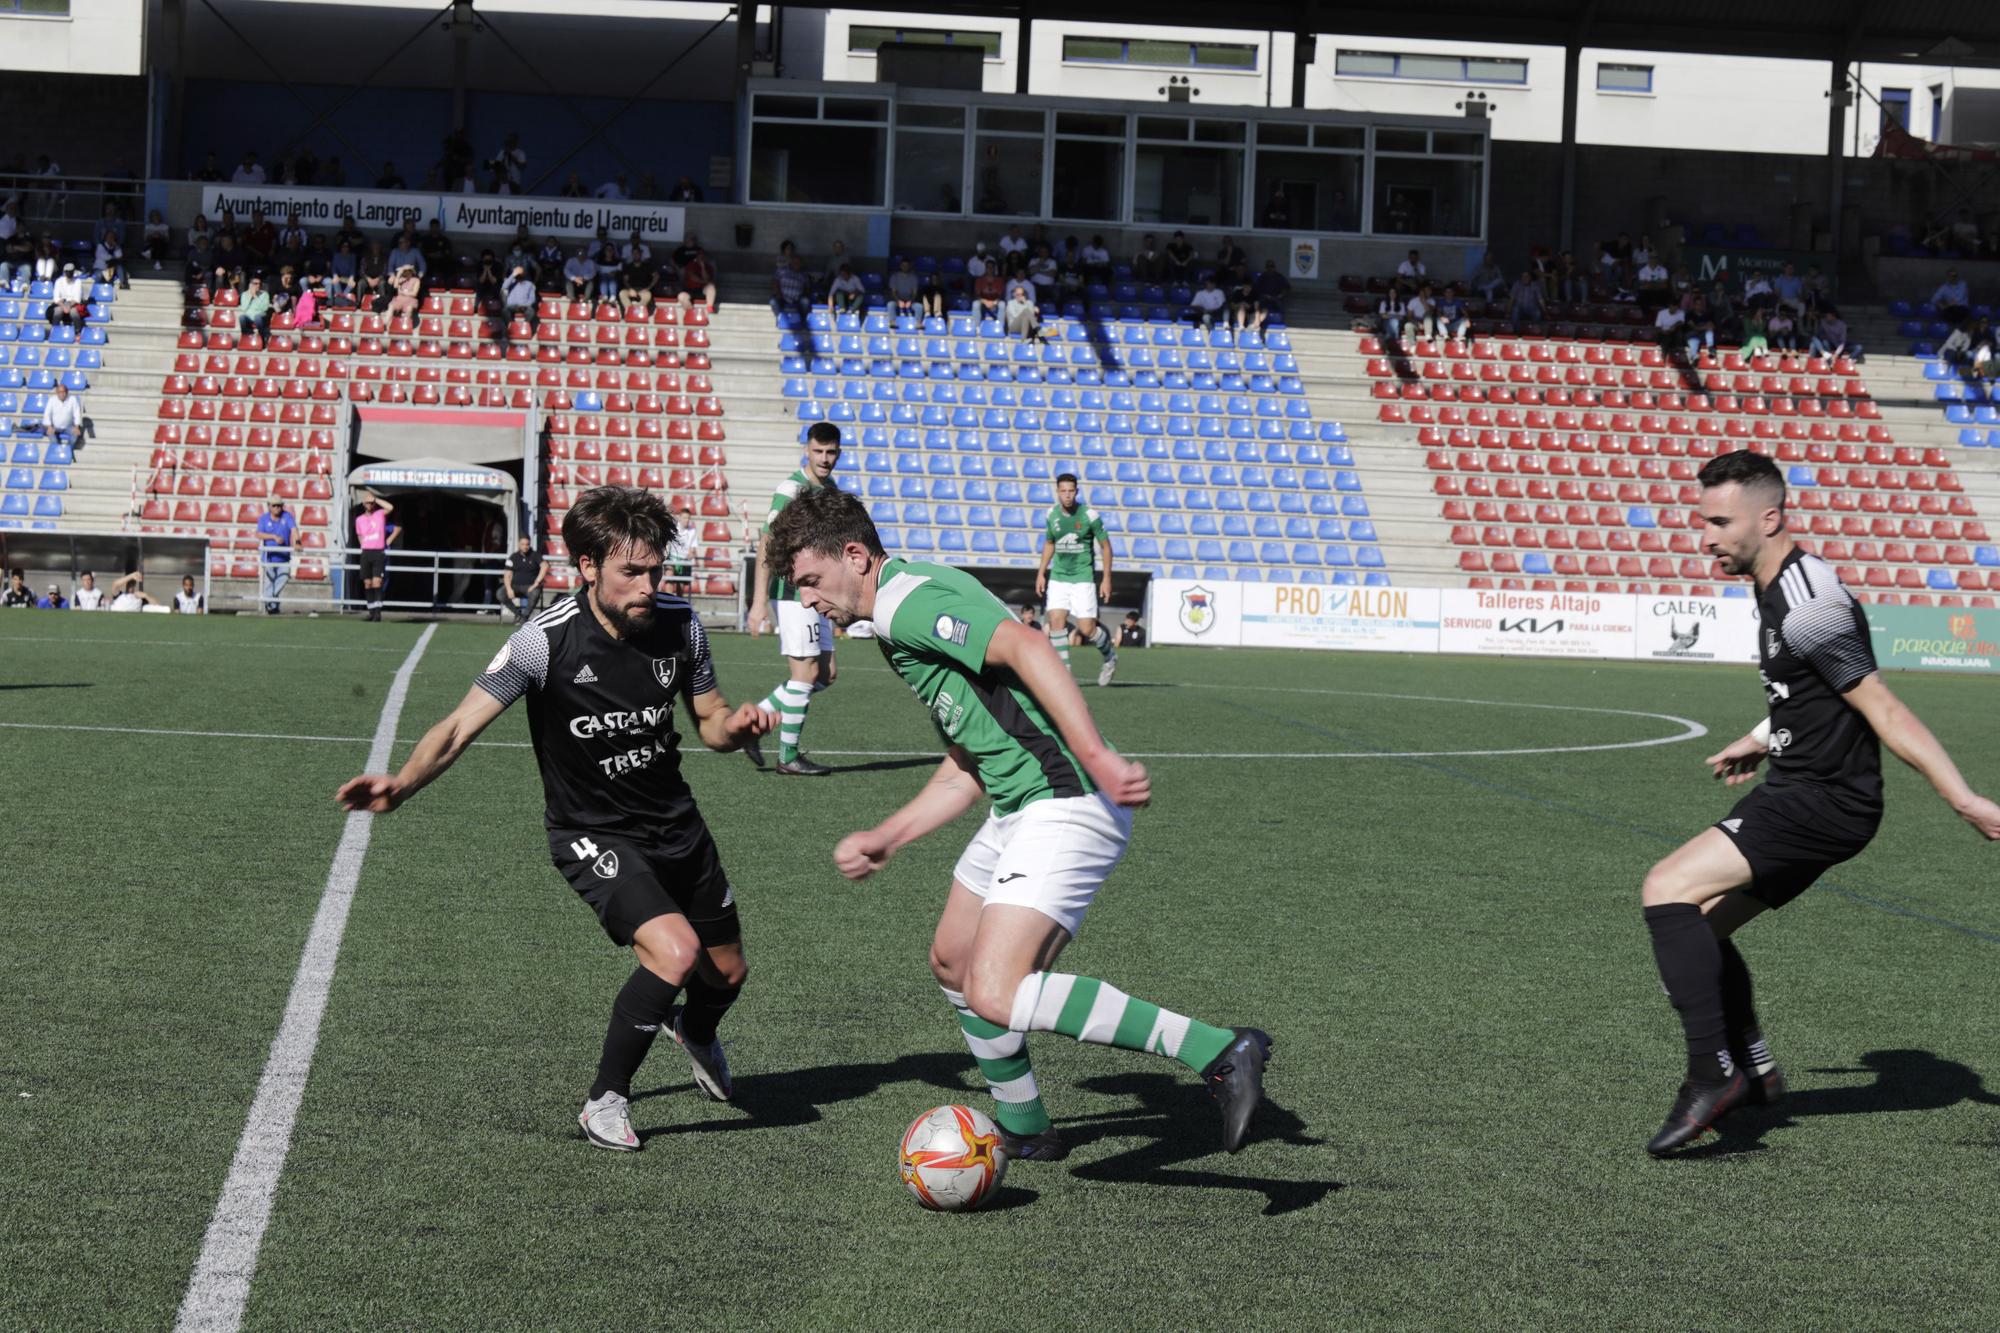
1044, 578, 1099, 622
774, 599, 833, 658
951, 792, 1132, 938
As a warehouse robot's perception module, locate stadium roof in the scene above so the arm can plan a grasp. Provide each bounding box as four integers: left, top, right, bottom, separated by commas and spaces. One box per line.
822, 0, 2000, 69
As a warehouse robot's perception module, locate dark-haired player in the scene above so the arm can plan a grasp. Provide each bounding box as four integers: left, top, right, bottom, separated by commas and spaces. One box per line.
1639, 449, 2000, 1155
337, 486, 770, 1153
746, 422, 845, 775
1035, 473, 1119, 685
767, 484, 1270, 1160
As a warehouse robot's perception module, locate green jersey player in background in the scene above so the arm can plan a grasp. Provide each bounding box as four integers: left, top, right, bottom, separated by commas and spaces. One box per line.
746, 422, 844, 775
1035, 473, 1119, 686
768, 485, 1271, 1160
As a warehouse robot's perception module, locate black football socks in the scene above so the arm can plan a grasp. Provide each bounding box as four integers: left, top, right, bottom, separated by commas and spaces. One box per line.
590, 966, 680, 1100
1644, 903, 1733, 1084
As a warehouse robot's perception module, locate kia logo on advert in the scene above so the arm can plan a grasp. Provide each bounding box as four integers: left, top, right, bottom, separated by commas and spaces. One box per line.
1499, 617, 1564, 634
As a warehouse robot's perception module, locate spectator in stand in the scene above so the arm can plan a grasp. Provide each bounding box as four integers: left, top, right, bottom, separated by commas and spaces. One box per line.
670, 175, 703, 202
770, 253, 811, 323
593, 174, 630, 201
593, 236, 623, 305
1809, 308, 1859, 362
1003, 281, 1042, 341
1801, 264, 1831, 316
1053, 234, 1082, 272
183, 212, 212, 254
677, 236, 717, 312
46, 264, 88, 334
3, 569, 35, 608
472, 248, 503, 308
301, 234, 332, 284
1707, 280, 1740, 343
141, 209, 171, 272
964, 240, 989, 282
1163, 230, 1196, 285
1653, 299, 1687, 353
503, 236, 538, 287
1025, 243, 1059, 293
276, 212, 308, 267
32, 238, 61, 285
204, 234, 241, 294
374, 160, 406, 190
917, 263, 946, 318
1186, 275, 1227, 330
1471, 251, 1506, 303
1376, 284, 1407, 344
108, 572, 155, 612
293, 274, 319, 331
232, 150, 266, 184
815, 238, 850, 297
1765, 305, 1798, 352
1739, 306, 1770, 359
269, 268, 300, 326
384, 265, 422, 323
1933, 269, 1971, 325
1224, 263, 1258, 332
1669, 264, 1697, 310
556, 171, 586, 198
243, 211, 277, 269
1131, 233, 1165, 283
1397, 249, 1426, 283
94, 227, 128, 290
1214, 235, 1247, 272
0, 211, 31, 287
1056, 253, 1086, 307
237, 275, 273, 338
1506, 271, 1543, 326
72, 571, 102, 609
534, 234, 566, 288
1261, 187, 1290, 229
172, 575, 206, 614
1436, 285, 1470, 342
41, 381, 82, 446
827, 263, 865, 314
32, 582, 65, 610
331, 213, 363, 252
387, 229, 425, 281
561, 246, 596, 303
1017, 603, 1042, 632
997, 224, 1029, 261
1117, 610, 1145, 648
358, 240, 388, 308
419, 220, 455, 283
1080, 235, 1113, 286
973, 264, 1006, 321
1772, 261, 1806, 316
257, 498, 297, 614
488, 131, 526, 193
1635, 254, 1670, 312
500, 263, 540, 336
1403, 283, 1436, 343
888, 257, 921, 317
293, 146, 318, 186
620, 238, 658, 316
194, 151, 224, 182
1252, 260, 1290, 326
1683, 296, 1717, 359
1742, 268, 1774, 311
1552, 249, 1589, 303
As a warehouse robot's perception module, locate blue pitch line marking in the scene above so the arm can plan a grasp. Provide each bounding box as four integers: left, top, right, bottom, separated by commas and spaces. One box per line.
1212, 695, 2000, 948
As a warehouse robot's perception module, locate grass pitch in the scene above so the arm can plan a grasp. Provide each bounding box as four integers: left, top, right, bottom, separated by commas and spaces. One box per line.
3, 612, 1999, 1330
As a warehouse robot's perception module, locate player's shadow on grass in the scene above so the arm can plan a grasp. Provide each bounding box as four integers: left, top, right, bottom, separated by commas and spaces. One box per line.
1057, 1071, 1341, 1217
0, 682, 94, 690
632, 1049, 978, 1140
1690, 1049, 2000, 1158
816, 757, 939, 776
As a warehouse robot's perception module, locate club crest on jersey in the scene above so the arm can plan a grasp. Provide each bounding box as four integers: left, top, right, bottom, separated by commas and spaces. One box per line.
592, 850, 620, 879
1179, 585, 1215, 635
1765, 628, 1781, 660
651, 656, 679, 691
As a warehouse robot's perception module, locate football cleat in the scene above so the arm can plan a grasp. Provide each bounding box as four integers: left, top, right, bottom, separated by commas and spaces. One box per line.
1741, 1063, 1788, 1107
1645, 1071, 1748, 1156
739, 731, 766, 770
997, 1126, 1069, 1162
578, 1091, 640, 1152
776, 756, 833, 776
1201, 1027, 1272, 1154
1097, 652, 1118, 687
670, 1012, 734, 1102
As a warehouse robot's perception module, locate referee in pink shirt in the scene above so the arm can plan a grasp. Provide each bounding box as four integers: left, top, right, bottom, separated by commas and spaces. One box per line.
354, 490, 395, 621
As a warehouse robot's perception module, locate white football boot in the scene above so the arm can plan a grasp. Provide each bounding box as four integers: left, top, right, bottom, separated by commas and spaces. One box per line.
1097, 650, 1118, 687
578, 1091, 640, 1152
671, 1012, 734, 1101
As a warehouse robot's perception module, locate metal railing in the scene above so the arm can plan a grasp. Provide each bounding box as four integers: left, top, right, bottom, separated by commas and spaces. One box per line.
1, 173, 150, 244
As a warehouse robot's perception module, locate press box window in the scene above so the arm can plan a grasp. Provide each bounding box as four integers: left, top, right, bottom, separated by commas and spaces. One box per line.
1597, 64, 1653, 93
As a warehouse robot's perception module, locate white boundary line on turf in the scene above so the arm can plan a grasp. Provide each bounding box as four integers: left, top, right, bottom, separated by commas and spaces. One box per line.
173, 624, 436, 1333
1, 693, 1708, 761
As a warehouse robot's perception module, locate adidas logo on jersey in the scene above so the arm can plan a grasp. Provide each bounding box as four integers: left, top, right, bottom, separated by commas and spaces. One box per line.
1721, 819, 1743, 833
573, 664, 598, 684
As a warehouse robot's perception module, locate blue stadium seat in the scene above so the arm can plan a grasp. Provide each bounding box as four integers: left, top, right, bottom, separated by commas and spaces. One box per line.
1363, 572, 1391, 587
1357, 547, 1386, 569
38, 470, 66, 491
5, 467, 32, 489
1341, 497, 1369, 518
0, 494, 26, 515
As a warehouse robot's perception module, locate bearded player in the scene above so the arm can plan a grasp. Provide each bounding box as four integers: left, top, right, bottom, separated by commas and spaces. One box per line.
1640, 449, 2000, 1155
337, 487, 771, 1153
768, 484, 1270, 1161
1035, 473, 1119, 685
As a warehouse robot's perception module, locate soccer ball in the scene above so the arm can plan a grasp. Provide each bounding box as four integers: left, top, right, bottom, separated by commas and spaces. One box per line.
898, 1104, 1008, 1212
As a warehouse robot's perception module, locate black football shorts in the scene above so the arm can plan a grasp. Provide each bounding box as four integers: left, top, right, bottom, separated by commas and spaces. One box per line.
357, 549, 388, 582
547, 823, 740, 948
1714, 782, 1881, 909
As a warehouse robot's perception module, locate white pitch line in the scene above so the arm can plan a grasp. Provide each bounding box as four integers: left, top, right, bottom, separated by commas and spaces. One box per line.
173, 624, 436, 1333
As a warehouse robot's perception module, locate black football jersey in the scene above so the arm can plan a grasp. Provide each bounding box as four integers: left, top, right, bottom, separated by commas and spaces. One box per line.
475, 589, 717, 843
1756, 549, 1882, 805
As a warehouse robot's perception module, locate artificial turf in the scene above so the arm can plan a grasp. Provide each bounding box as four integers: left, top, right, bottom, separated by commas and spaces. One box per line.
3, 611, 1998, 1330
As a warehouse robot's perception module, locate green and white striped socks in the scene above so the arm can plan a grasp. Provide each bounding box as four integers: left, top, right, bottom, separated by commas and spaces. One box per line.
942, 986, 1053, 1136
758, 680, 813, 764
1047, 624, 1072, 669
1009, 972, 1235, 1075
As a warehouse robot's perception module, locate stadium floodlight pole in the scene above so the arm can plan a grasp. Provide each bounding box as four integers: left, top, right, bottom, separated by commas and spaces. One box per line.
490, 6, 737, 197
193, 0, 377, 172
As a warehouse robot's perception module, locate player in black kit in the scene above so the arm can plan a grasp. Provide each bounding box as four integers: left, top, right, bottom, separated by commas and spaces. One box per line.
1638, 450, 2000, 1155
337, 487, 770, 1152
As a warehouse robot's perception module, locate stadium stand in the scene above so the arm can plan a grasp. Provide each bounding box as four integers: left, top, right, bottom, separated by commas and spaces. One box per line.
0, 276, 114, 530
